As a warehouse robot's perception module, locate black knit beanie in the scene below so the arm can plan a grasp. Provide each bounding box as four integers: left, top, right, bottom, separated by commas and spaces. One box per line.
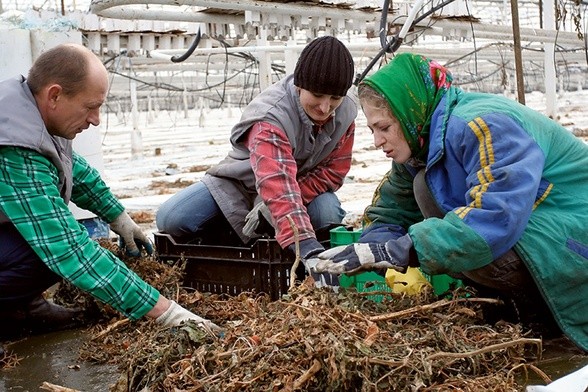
294, 36, 354, 97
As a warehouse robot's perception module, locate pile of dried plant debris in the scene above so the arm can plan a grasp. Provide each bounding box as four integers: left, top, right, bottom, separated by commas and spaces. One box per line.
40, 240, 554, 391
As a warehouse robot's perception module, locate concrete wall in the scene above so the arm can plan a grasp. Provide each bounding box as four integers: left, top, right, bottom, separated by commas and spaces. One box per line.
0, 29, 32, 81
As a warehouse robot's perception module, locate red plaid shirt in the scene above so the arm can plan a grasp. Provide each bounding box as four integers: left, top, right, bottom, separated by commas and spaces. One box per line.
245, 120, 355, 247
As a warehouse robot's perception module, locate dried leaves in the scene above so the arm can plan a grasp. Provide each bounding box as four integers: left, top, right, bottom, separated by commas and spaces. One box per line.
70, 267, 541, 390
50, 242, 545, 391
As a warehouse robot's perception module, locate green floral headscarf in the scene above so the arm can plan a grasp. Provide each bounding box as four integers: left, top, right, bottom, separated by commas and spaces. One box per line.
361, 53, 453, 163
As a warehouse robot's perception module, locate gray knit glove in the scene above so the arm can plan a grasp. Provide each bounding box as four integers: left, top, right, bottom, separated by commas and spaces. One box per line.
242, 201, 273, 237
109, 211, 153, 257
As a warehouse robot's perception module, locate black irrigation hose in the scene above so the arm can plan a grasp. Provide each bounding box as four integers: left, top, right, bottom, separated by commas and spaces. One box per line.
171, 28, 202, 63
379, 0, 402, 54
354, 0, 458, 86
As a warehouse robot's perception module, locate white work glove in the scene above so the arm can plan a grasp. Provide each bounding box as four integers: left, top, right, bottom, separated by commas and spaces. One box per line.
155, 300, 222, 333
242, 201, 273, 237
109, 211, 153, 257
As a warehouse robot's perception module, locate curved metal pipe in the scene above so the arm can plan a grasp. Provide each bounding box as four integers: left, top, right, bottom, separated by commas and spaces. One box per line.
95, 7, 242, 23
91, 0, 380, 23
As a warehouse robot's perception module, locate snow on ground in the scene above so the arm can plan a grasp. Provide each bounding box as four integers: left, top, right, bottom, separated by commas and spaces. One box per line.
95, 89, 588, 238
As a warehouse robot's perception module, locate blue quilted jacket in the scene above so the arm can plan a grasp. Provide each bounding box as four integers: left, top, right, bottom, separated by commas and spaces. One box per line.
364, 87, 588, 350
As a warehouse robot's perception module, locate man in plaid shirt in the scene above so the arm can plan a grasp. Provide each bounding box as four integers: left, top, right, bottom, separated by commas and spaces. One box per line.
0, 44, 219, 342
157, 36, 357, 287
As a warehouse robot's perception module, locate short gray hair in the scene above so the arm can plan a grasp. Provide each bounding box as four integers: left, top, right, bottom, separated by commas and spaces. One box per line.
27, 44, 94, 97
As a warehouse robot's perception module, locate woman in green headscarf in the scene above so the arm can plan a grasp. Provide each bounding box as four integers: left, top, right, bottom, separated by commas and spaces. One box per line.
314, 53, 588, 352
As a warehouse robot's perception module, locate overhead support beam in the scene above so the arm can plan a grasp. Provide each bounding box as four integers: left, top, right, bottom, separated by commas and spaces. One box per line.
90, 0, 584, 48
413, 18, 583, 46
90, 0, 382, 23
95, 8, 242, 24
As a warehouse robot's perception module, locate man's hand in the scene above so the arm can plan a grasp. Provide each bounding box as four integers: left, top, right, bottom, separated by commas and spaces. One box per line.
312, 235, 414, 275
109, 211, 153, 257
155, 300, 222, 334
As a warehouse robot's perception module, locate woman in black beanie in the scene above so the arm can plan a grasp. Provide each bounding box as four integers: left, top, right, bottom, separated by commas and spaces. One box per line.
157, 36, 356, 286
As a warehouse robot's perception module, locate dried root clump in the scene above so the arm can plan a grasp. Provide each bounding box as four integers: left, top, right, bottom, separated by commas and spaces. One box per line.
0, 348, 21, 369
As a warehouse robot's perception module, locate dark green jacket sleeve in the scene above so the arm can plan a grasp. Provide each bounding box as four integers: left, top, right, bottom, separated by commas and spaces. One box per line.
363, 162, 423, 231
70, 151, 125, 223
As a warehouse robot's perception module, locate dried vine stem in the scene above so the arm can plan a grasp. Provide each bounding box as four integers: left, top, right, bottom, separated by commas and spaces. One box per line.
93, 318, 129, 340
70, 241, 547, 391
280, 301, 351, 335
287, 214, 301, 288
369, 297, 502, 322
426, 338, 542, 361
293, 359, 322, 389
40, 382, 80, 392
349, 356, 409, 367
509, 363, 551, 384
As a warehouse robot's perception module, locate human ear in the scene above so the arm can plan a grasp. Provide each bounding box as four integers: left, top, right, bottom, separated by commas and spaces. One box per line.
46, 84, 63, 107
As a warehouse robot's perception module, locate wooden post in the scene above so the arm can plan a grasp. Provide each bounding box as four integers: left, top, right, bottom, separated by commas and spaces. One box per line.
129, 68, 143, 159
257, 28, 272, 91
543, 0, 557, 118
510, 0, 526, 105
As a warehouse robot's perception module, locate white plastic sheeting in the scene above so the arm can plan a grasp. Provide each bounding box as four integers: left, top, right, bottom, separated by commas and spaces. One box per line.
526, 364, 588, 392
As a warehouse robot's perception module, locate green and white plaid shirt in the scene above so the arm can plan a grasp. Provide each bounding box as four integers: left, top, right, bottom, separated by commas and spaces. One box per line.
0, 146, 158, 320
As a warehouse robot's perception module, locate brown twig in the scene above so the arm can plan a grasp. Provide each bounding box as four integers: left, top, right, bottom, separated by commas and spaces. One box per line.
92, 318, 130, 340
287, 215, 301, 288
72, 241, 542, 391
349, 356, 408, 367
280, 301, 350, 335
368, 297, 502, 322
40, 382, 81, 392
233, 370, 271, 386
426, 338, 542, 361
293, 358, 322, 389
509, 363, 551, 384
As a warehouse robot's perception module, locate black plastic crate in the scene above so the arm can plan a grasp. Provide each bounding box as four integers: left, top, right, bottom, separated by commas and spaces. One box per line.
154, 232, 314, 300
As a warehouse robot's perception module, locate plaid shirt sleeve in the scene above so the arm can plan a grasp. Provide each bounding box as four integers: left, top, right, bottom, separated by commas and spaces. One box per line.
246, 121, 354, 248
297, 122, 355, 204
70, 151, 125, 222
0, 147, 158, 320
